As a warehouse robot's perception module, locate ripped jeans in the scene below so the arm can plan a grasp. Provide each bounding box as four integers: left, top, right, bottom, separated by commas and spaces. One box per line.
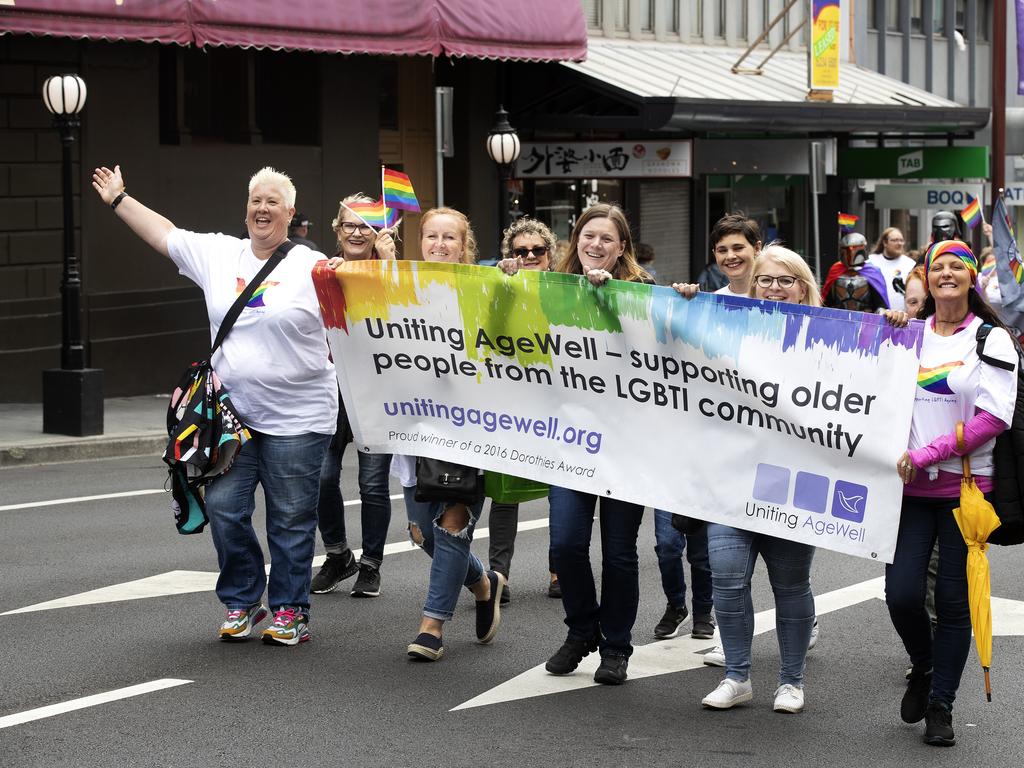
403, 486, 485, 621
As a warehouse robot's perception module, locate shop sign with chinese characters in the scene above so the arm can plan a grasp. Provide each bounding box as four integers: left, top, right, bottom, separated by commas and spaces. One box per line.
517, 141, 693, 179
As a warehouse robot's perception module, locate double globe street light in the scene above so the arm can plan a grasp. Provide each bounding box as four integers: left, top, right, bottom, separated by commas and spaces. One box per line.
41, 74, 103, 436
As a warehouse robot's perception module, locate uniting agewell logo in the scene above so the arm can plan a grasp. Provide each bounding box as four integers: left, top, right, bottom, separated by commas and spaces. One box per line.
752, 462, 868, 525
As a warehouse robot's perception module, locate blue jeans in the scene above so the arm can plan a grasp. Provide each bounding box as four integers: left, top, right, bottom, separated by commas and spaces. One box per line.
403, 486, 485, 621
548, 486, 644, 658
707, 523, 816, 686
653, 510, 713, 615
204, 431, 331, 613
318, 444, 392, 568
885, 495, 971, 709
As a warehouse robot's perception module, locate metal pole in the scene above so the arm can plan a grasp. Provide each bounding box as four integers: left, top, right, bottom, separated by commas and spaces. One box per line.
992, 0, 1006, 198
58, 117, 84, 370
434, 89, 445, 208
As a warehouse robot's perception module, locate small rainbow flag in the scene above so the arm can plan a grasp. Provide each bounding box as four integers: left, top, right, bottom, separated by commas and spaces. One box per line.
382, 168, 420, 212
960, 194, 982, 230
838, 212, 859, 232
344, 198, 398, 230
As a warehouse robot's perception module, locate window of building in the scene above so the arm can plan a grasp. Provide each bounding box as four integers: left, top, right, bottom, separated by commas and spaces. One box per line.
911, 0, 924, 33
640, 0, 654, 31
159, 47, 320, 146
669, 0, 681, 33
583, 0, 602, 28
886, 1, 900, 30
715, 0, 727, 38
690, 1, 704, 37
615, 0, 629, 31
956, 0, 987, 40
739, 0, 749, 38
933, 0, 947, 34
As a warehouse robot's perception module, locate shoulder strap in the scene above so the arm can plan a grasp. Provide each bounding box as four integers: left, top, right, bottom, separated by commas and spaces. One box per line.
976, 322, 1018, 372
210, 240, 296, 356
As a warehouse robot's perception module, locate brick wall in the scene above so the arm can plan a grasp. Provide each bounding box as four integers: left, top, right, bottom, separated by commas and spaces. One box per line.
0, 35, 81, 306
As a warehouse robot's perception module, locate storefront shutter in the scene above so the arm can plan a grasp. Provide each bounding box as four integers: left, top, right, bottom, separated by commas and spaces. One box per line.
639, 180, 691, 285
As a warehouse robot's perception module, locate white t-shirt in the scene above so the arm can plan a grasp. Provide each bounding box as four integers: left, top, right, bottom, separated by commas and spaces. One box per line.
868, 252, 917, 311
911, 316, 1018, 476
715, 284, 748, 298
167, 229, 338, 436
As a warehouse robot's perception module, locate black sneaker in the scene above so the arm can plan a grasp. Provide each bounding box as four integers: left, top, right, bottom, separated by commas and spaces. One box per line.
654, 604, 689, 640
500, 584, 511, 606
923, 702, 955, 746
310, 549, 358, 594
475, 571, 506, 644
545, 632, 600, 675
594, 655, 628, 685
351, 564, 381, 598
691, 614, 716, 640
901, 668, 932, 723
547, 577, 562, 599
407, 632, 443, 661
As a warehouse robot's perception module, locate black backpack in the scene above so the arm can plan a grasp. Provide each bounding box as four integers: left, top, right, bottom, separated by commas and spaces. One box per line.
975, 324, 1024, 545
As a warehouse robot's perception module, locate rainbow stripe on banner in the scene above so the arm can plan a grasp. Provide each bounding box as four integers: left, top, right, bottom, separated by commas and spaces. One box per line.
960, 194, 983, 230
344, 199, 398, 230
382, 168, 420, 212
838, 212, 859, 232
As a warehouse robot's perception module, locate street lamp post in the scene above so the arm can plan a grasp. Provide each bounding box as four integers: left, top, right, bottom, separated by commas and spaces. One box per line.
41, 74, 103, 436
485, 106, 521, 237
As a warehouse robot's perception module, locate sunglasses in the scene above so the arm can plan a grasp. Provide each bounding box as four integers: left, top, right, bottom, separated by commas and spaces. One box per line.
512, 246, 549, 258
754, 274, 798, 288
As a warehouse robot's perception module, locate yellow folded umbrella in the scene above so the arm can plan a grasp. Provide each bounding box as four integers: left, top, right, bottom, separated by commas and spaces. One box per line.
952, 422, 1002, 701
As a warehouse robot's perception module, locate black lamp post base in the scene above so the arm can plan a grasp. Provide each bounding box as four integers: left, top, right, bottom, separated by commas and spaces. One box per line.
42, 368, 104, 436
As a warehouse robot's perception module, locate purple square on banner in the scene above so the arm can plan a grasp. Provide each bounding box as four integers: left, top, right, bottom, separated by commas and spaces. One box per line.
794, 472, 830, 513
831, 480, 868, 523
753, 463, 790, 504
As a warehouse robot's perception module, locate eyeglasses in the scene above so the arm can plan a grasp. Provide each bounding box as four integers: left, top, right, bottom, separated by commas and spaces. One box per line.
512, 246, 549, 258
754, 274, 798, 288
339, 222, 373, 235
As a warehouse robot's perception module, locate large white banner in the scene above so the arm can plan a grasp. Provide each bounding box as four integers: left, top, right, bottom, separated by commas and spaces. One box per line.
315, 261, 923, 563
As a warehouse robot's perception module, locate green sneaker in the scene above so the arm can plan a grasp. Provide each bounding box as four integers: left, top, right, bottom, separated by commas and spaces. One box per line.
218, 605, 268, 641
261, 607, 310, 646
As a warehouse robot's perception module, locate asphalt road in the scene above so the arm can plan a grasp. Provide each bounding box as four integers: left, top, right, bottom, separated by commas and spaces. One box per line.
2, 455, 1023, 768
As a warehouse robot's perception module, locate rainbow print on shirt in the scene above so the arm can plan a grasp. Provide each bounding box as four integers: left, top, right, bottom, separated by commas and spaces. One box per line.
236, 278, 279, 308
917, 361, 963, 395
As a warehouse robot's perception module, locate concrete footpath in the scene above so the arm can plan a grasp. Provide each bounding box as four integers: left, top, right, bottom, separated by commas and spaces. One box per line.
0, 395, 168, 468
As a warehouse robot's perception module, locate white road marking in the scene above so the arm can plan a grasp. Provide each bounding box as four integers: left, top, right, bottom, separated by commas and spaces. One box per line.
0, 491, 405, 513
0, 489, 165, 512
0, 679, 192, 730
450, 577, 886, 712
450, 578, 1024, 711
0, 517, 551, 616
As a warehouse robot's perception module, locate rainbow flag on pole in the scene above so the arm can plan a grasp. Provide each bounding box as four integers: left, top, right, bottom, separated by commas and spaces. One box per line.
960, 194, 983, 230
343, 198, 398, 230
838, 212, 859, 232
382, 168, 420, 212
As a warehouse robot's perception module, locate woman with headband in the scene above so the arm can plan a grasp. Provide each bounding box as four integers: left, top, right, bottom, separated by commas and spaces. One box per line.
884, 240, 1018, 747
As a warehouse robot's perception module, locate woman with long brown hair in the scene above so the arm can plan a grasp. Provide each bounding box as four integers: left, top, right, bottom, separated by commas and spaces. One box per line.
545, 204, 650, 686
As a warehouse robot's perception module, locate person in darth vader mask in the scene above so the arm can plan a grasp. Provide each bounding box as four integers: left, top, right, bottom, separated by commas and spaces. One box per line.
930, 210, 962, 243
821, 232, 890, 313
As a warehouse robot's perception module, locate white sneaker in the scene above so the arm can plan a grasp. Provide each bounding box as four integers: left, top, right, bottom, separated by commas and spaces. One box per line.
808, 619, 819, 651
702, 645, 726, 667
702, 678, 753, 709
773, 683, 805, 713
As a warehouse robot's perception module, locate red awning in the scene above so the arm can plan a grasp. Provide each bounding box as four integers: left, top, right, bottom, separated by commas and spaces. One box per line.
1, 0, 587, 62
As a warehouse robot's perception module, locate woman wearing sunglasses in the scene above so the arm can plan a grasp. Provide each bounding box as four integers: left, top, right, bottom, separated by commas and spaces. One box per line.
701, 244, 821, 715
493, 218, 560, 602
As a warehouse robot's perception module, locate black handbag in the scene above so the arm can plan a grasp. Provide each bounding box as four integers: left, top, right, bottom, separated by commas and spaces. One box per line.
414, 457, 483, 505
164, 240, 296, 534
